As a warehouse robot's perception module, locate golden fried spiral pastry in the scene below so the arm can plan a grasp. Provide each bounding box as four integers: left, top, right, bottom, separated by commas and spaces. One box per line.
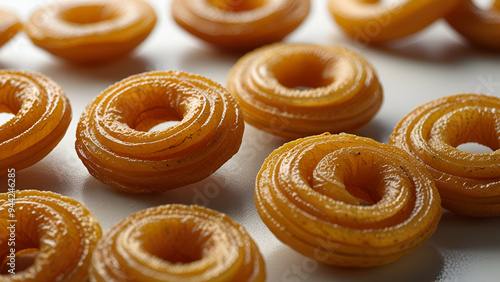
24, 0, 156, 64
90, 204, 265, 282
76, 71, 244, 194
389, 94, 500, 217
0, 70, 72, 174
227, 44, 383, 138
446, 0, 500, 50
0, 190, 102, 281
255, 133, 442, 267
0, 10, 22, 48
328, 0, 460, 43
172, 0, 310, 51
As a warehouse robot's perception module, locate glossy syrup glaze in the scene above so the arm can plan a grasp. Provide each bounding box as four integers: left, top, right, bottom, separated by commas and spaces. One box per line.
227, 44, 383, 138
76, 71, 244, 193
90, 204, 265, 281
0, 70, 72, 174
328, 0, 460, 42
172, 0, 310, 51
390, 94, 500, 217
0, 190, 102, 281
255, 133, 442, 267
24, 0, 156, 64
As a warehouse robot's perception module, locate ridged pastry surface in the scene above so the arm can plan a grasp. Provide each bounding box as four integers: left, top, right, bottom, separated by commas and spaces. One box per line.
76, 71, 244, 194
227, 44, 383, 138
90, 204, 265, 282
255, 133, 442, 267
0, 70, 72, 174
24, 0, 156, 63
172, 0, 310, 51
390, 94, 500, 217
0, 190, 102, 281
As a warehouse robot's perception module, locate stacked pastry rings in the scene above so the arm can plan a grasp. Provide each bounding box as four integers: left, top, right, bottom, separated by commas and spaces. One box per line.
24, 0, 157, 63
0, 190, 102, 281
227, 44, 383, 138
389, 94, 500, 217
255, 133, 442, 267
0, 9, 22, 48
0, 70, 72, 174
172, 0, 310, 51
76, 71, 244, 194
90, 204, 266, 281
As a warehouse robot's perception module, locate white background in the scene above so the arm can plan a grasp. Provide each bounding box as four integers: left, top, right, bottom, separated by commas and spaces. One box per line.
1, 0, 500, 281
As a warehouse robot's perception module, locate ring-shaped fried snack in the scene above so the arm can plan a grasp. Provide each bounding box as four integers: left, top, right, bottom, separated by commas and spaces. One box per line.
328, 0, 460, 43
90, 204, 265, 281
0, 190, 102, 281
76, 71, 244, 194
0, 10, 22, 48
24, 0, 156, 64
0, 70, 72, 175
389, 94, 500, 217
171, 0, 310, 51
255, 133, 442, 267
445, 0, 500, 50
227, 44, 383, 139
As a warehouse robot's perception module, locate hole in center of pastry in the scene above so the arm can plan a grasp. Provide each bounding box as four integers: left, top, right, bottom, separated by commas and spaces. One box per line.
148, 120, 180, 132
142, 220, 207, 264
342, 174, 382, 206
473, 0, 494, 10
0, 112, 15, 126
457, 142, 494, 153
312, 149, 390, 206
157, 245, 203, 264
443, 107, 500, 152
207, 0, 267, 12
132, 107, 182, 132
60, 5, 119, 24
0, 248, 39, 274
271, 54, 333, 90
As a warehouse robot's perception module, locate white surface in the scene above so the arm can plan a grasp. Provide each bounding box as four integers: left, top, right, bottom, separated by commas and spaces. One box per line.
1, 0, 500, 281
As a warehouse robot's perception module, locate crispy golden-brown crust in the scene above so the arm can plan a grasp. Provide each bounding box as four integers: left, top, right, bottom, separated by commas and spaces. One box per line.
0, 70, 72, 174
0, 190, 102, 281
172, 0, 310, 51
256, 133, 442, 267
76, 71, 244, 194
24, 0, 156, 64
227, 44, 383, 138
90, 204, 265, 281
390, 94, 500, 217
